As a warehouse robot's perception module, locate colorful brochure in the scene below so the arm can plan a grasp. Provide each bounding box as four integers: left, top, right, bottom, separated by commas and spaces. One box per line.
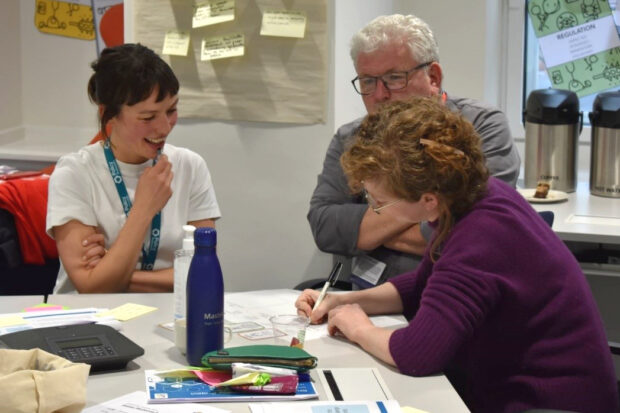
144, 369, 317, 403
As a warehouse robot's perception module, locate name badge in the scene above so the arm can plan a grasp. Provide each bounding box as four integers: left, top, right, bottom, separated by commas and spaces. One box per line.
351, 255, 386, 286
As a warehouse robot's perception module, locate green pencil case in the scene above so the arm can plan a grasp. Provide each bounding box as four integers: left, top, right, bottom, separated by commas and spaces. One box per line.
201, 345, 318, 372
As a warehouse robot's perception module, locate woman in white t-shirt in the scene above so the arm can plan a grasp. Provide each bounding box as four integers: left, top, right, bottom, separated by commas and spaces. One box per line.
46, 44, 221, 293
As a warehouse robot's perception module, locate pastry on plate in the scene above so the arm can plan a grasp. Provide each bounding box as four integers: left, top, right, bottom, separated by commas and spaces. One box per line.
534, 182, 550, 199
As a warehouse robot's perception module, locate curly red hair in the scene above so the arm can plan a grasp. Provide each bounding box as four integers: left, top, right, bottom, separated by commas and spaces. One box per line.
341, 96, 489, 260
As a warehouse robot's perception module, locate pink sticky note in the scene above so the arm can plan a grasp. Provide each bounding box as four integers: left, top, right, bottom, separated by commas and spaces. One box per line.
24, 304, 65, 312
193, 370, 232, 386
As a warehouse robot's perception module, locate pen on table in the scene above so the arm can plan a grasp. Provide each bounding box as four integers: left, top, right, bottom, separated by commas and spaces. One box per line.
310, 262, 343, 320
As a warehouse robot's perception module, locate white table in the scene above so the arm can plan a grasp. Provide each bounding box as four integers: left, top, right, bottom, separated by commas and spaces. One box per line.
0, 291, 469, 412
525, 180, 620, 245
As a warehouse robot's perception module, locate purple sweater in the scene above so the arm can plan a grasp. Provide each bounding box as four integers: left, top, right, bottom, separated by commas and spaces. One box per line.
388, 178, 618, 413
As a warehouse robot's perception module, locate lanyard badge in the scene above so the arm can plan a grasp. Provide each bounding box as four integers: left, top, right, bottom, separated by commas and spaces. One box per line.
103, 139, 161, 270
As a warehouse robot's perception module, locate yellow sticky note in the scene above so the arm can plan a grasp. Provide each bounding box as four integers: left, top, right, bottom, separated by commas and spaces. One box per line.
401, 407, 429, 413
35, 0, 95, 40
260, 10, 306, 39
201, 33, 244, 61
163, 30, 191, 56
0, 315, 27, 328
97, 303, 157, 321
193, 0, 235, 28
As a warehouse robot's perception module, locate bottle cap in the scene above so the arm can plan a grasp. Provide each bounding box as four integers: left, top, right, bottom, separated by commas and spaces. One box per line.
182, 225, 196, 251
194, 227, 217, 247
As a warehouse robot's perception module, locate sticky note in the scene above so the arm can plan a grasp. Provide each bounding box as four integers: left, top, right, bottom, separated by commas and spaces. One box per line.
0, 315, 27, 327
162, 30, 191, 56
201, 33, 244, 61
260, 10, 307, 39
97, 303, 157, 321
193, 0, 235, 28
23, 303, 66, 312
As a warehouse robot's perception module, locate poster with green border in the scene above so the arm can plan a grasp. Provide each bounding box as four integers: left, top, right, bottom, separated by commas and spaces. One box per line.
527, 0, 620, 97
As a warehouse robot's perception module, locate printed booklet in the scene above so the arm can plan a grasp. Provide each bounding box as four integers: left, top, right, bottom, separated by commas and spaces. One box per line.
145, 369, 318, 403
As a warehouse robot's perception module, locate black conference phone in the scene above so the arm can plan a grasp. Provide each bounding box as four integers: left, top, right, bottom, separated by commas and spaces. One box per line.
0, 323, 144, 372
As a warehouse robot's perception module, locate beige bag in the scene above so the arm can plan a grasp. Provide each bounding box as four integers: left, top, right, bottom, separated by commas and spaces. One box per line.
0, 348, 90, 413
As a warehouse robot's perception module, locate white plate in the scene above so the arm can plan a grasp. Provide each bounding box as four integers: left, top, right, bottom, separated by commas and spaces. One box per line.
517, 188, 569, 203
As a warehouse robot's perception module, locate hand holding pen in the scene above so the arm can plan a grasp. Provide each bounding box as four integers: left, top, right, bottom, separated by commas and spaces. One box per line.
297, 262, 343, 324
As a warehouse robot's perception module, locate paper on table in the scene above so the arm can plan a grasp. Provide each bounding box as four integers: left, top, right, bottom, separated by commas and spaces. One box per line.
566, 214, 620, 226
97, 303, 157, 321
224, 290, 405, 342
0, 315, 26, 328
317, 368, 393, 401
0, 308, 115, 335
144, 369, 318, 403
82, 390, 230, 413
249, 400, 402, 413
260, 10, 306, 38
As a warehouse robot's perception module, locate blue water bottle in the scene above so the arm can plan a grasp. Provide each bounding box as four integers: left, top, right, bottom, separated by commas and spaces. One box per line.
186, 227, 224, 366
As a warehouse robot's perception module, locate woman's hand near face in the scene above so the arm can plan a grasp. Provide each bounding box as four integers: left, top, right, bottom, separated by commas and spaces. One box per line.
133, 154, 174, 217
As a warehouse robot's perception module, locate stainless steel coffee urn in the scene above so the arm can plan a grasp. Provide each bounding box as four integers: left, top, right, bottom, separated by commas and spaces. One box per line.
524, 89, 582, 192
589, 91, 620, 198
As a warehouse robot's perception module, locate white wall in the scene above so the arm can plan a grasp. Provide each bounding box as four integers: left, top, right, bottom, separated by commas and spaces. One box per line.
0, 2, 22, 131
394, 1, 491, 102
1, 0, 498, 292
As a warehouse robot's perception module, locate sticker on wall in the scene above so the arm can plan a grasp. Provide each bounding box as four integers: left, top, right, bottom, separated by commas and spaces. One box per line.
35, 0, 95, 40
92, 0, 124, 56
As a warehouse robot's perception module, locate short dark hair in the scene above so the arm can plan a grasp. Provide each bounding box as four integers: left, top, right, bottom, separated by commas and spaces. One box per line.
87, 43, 180, 138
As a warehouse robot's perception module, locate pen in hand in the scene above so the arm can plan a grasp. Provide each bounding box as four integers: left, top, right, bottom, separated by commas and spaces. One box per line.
309, 262, 343, 322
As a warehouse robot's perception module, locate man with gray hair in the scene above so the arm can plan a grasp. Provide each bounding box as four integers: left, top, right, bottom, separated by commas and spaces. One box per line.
308, 14, 520, 288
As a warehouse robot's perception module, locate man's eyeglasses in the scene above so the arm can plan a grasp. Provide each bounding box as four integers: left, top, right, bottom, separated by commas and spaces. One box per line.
351, 62, 433, 96
363, 189, 402, 214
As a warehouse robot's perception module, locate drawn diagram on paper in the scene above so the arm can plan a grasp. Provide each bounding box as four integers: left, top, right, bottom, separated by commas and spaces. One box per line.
35, 0, 95, 40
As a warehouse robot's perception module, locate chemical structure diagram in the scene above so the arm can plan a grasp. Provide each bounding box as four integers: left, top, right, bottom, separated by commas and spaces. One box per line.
37, 1, 66, 30
69, 18, 94, 36
593, 62, 620, 83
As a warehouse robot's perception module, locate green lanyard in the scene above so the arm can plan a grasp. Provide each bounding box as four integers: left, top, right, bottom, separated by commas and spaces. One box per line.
103, 139, 161, 270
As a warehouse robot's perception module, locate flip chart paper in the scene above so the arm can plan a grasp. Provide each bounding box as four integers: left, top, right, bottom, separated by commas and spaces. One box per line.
193, 0, 235, 28
201, 33, 244, 61
163, 30, 191, 56
260, 10, 307, 38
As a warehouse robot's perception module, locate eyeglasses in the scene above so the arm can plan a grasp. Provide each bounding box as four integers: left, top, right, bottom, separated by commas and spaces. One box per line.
351, 62, 433, 95
363, 189, 402, 214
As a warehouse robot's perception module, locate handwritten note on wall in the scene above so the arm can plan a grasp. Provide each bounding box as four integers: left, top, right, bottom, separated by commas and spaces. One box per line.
260, 10, 306, 38
193, 0, 235, 28
134, 0, 327, 124
163, 30, 191, 56
201, 33, 245, 61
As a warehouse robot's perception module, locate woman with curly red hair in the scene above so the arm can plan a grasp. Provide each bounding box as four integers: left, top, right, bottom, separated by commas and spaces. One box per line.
296, 97, 618, 412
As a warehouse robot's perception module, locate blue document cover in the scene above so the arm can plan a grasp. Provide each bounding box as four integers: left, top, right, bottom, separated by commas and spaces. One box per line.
145, 370, 318, 403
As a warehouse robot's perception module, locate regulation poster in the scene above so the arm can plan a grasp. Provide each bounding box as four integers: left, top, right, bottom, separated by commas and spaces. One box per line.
527, 0, 620, 97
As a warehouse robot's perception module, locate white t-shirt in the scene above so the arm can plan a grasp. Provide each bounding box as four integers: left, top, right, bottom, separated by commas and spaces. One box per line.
46, 142, 221, 293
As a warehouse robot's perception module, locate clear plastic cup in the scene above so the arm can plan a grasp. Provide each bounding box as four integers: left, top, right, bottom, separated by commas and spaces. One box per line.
269, 314, 308, 348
